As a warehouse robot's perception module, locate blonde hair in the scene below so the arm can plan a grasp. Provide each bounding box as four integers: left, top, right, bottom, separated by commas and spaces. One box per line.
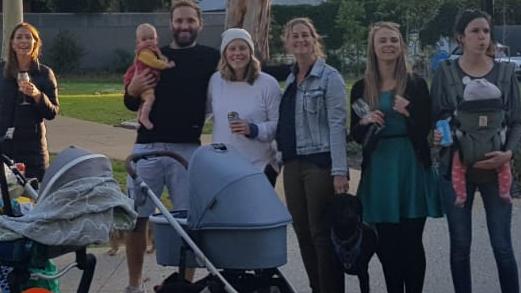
364, 22, 409, 108
282, 17, 325, 58
136, 23, 157, 39
218, 40, 260, 85
4, 22, 42, 79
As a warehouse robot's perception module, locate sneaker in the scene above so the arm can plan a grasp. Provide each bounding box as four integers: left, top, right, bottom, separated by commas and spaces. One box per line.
124, 285, 146, 293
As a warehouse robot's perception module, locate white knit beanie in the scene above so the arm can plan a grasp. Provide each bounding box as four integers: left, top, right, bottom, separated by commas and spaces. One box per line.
220, 28, 254, 54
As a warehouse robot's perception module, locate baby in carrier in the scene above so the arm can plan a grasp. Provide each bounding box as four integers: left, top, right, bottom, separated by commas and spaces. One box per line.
451, 77, 512, 207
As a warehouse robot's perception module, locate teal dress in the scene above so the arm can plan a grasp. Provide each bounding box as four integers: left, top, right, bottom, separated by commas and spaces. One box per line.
357, 92, 442, 223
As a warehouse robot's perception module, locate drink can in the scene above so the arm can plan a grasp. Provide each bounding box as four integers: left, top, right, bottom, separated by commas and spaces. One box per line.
227, 111, 239, 122
436, 119, 453, 146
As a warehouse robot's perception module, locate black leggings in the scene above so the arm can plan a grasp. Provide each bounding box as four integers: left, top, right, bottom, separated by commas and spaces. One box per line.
375, 218, 427, 293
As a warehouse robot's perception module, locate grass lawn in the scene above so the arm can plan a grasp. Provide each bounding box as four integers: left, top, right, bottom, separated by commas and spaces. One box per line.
59, 78, 135, 126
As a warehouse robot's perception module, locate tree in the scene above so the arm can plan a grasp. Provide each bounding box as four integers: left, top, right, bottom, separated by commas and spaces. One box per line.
225, 0, 272, 62
2, 0, 23, 61
335, 0, 367, 75
48, 0, 112, 12
119, 0, 166, 12
419, 0, 480, 47
375, 0, 444, 42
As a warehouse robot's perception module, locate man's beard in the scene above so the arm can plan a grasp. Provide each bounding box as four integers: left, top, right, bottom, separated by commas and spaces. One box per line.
172, 28, 198, 48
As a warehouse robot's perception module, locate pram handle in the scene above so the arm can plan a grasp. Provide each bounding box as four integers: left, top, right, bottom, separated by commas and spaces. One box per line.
125, 151, 189, 179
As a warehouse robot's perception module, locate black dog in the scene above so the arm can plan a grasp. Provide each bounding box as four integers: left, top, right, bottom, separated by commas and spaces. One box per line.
328, 193, 378, 293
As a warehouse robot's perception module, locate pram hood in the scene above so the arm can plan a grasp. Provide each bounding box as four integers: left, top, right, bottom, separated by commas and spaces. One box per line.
187, 144, 291, 230
39, 145, 113, 201
0, 146, 137, 246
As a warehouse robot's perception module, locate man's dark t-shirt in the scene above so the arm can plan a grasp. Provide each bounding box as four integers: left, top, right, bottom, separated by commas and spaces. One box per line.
124, 44, 220, 144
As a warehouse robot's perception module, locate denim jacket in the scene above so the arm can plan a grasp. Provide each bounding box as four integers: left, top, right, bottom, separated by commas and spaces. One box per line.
283, 58, 348, 176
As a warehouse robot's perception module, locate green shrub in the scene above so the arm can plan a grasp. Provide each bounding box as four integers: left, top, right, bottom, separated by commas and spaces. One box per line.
47, 31, 85, 74
111, 49, 134, 74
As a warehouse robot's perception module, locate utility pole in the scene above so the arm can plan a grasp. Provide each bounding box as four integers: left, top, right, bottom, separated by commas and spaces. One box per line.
2, 0, 24, 61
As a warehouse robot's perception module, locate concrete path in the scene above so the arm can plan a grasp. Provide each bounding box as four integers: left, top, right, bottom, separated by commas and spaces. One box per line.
44, 116, 520, 293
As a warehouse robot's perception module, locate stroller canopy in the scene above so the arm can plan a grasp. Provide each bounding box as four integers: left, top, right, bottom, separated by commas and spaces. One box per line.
0, 146, 136, 246
187, 144, 291, 230
39, 146, 113, 201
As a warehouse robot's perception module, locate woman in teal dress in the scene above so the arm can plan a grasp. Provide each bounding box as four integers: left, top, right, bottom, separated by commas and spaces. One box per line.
349, 21, 442, 293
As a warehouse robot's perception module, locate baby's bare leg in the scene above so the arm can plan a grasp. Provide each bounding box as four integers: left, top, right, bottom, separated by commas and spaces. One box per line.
138, 89, 155, 130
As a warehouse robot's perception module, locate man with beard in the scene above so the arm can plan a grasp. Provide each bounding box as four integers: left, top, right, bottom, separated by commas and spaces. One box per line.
123, 1, 219, 292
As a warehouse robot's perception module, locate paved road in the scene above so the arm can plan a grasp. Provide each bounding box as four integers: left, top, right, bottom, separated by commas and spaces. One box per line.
47, 116, 520, 293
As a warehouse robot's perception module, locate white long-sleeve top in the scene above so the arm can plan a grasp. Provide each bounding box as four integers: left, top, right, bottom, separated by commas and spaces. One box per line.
207, 72, 281, 171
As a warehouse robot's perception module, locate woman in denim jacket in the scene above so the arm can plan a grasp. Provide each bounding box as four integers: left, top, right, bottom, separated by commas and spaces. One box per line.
276, 17, 349, 293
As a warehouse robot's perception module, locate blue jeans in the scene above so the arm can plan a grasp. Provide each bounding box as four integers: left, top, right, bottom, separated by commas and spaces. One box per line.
441, 177, 519, 293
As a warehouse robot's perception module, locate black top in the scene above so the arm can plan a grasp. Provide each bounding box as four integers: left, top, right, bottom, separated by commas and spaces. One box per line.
124, 44, 220, 144
276, 80, 297, 160
350, 74, 433, 168
276, 65, 332, 170
0, 61, 59, 180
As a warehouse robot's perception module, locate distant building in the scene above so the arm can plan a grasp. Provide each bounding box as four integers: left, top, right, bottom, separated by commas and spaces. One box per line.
198, 0, 327, 12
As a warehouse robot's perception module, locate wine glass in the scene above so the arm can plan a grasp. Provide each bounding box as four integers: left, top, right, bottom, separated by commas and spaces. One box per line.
17, 72, 30, 105
351, 99, 371, 118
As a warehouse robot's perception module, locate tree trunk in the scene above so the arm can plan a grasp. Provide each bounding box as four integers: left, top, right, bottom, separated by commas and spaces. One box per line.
2, 0, 23, 61
225, 0, 271, 62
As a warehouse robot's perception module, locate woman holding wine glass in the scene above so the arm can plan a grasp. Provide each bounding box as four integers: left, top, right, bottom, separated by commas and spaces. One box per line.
350, 22, 442, 293
0, 22, 60, 181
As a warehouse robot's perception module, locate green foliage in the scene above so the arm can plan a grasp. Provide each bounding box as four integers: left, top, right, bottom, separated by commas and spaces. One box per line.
119, 0, 167, 12
28, 0, 52, 12
374, 0, 443, 40
111, 49, 134, 74
419, 1, 462, 47
47, 31, 85, 74
48, 0, 112, 12
494, 0, 521, 25
110, 158, 127, 192
335, 0, 367, 75
271, 3, 343, 55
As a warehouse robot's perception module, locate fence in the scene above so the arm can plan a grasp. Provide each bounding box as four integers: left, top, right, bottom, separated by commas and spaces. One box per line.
0, 12, 225, 71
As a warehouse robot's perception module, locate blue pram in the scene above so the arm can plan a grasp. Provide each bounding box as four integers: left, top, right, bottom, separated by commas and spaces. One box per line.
126, 143, 297, 293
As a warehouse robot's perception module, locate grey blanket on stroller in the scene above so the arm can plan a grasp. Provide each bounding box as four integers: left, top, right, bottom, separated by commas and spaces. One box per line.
0, 177, 137, 246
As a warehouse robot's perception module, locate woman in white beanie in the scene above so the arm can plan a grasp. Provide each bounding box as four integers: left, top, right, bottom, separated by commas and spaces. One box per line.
207, 28, 281, 185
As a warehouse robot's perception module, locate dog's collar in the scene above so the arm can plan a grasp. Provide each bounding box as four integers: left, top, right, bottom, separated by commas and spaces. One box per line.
331, 225, 363, 270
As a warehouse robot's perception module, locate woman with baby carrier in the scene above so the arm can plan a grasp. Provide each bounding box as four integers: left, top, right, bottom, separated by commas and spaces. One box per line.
431, 9, 520, 293
350, 21, 442, 293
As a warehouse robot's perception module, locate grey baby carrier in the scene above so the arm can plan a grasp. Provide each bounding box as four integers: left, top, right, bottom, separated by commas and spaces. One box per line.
441, 60, 515, 165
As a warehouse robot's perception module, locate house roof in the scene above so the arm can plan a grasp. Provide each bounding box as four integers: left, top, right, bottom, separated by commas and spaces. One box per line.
198, 0, 326, 11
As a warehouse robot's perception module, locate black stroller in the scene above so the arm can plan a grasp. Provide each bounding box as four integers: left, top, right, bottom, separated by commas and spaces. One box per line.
0, 134, 135, 292
126, 143, 297, 293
